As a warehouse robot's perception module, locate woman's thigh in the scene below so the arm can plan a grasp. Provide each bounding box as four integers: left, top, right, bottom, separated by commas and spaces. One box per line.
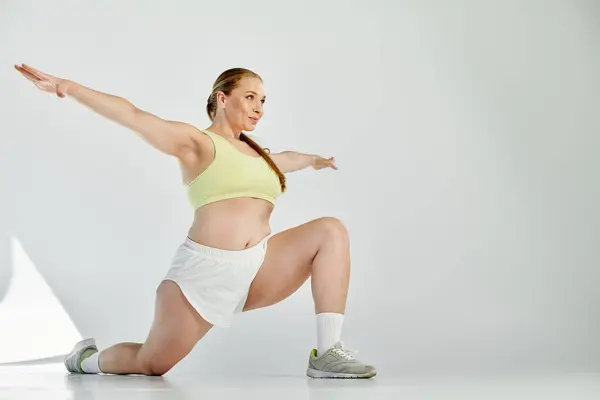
137, 280, 213, 375
242, 217, 347, 311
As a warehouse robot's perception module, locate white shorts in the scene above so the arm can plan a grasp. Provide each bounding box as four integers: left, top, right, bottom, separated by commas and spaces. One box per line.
163, 236, 268, 328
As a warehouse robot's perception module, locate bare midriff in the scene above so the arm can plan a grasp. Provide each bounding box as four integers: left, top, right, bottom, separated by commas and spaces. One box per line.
186, 197, 274, 250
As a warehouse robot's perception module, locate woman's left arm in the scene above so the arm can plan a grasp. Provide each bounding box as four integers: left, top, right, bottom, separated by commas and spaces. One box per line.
270, 151, 337, 174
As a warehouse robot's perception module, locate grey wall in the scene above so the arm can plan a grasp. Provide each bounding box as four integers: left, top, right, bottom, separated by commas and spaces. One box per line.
1, 0, 598, 377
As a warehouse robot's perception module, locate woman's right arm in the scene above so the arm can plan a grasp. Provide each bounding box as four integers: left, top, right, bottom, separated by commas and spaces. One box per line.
15, 63, 200, 158
65, 81, 199, 157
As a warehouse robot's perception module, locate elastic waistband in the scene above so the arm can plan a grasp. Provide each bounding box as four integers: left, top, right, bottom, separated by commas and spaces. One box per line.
182, 235, 269, 260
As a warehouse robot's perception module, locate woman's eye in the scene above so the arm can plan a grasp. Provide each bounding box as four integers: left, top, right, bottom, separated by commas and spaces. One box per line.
247, 95, 254, 100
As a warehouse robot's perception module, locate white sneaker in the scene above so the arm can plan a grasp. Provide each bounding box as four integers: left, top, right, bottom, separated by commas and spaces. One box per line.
306, 341, 377, 379
64, 338, 98, 373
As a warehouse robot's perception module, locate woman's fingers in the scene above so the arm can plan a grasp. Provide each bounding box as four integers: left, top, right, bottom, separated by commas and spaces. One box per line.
16, 66, 47, 86
21, 64, 52, 80
20, 64, 58, 87
15, 64, 58, 93
15, 65, 40, 82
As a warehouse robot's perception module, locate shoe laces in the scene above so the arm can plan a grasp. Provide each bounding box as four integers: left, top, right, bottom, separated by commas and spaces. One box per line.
331, 341, 358, 361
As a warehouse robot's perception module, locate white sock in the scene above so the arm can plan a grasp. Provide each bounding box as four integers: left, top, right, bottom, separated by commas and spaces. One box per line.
81, 351, 102, 374
317, 312, 344, 356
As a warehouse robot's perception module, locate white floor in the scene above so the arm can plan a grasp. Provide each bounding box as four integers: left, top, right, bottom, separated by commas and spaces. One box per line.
1, 363, 600, 400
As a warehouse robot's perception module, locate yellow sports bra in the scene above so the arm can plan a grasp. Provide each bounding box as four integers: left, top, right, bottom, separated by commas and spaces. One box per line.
186, 129, 282, 209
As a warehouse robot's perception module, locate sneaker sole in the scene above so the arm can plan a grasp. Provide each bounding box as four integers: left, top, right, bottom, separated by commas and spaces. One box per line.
64, 338, 96, 373
306, 367, 377, 379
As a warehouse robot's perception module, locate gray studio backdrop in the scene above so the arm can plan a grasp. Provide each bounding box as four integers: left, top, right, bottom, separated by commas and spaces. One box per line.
1, 0, 598, 378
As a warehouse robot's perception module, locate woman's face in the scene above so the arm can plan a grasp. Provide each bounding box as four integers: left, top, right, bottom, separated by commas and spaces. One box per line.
220, 76, 266, 132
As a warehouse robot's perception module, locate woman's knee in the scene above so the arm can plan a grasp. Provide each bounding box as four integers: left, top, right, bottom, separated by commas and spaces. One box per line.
136, 342, 178, 377
137, 353, 175, 376
315, 217, 349, 241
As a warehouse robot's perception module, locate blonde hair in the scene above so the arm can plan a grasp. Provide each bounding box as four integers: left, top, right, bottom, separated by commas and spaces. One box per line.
206, 68, 286, 193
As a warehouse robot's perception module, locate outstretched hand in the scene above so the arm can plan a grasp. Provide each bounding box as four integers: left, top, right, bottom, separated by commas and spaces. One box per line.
14, 63, 70, 98
312, 156, 338, 170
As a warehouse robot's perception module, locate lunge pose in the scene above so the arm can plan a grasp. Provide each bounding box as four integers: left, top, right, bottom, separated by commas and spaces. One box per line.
15, 63, 376, 379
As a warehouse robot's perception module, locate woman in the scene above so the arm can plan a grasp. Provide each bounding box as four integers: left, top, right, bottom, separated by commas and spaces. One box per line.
14, 63, 377, 379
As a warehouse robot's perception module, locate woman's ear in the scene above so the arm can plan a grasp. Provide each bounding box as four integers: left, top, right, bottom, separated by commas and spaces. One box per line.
217, 91, 227, 109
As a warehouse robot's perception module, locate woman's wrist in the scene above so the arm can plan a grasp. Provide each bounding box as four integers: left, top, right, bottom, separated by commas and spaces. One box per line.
61, 80, 77, 97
